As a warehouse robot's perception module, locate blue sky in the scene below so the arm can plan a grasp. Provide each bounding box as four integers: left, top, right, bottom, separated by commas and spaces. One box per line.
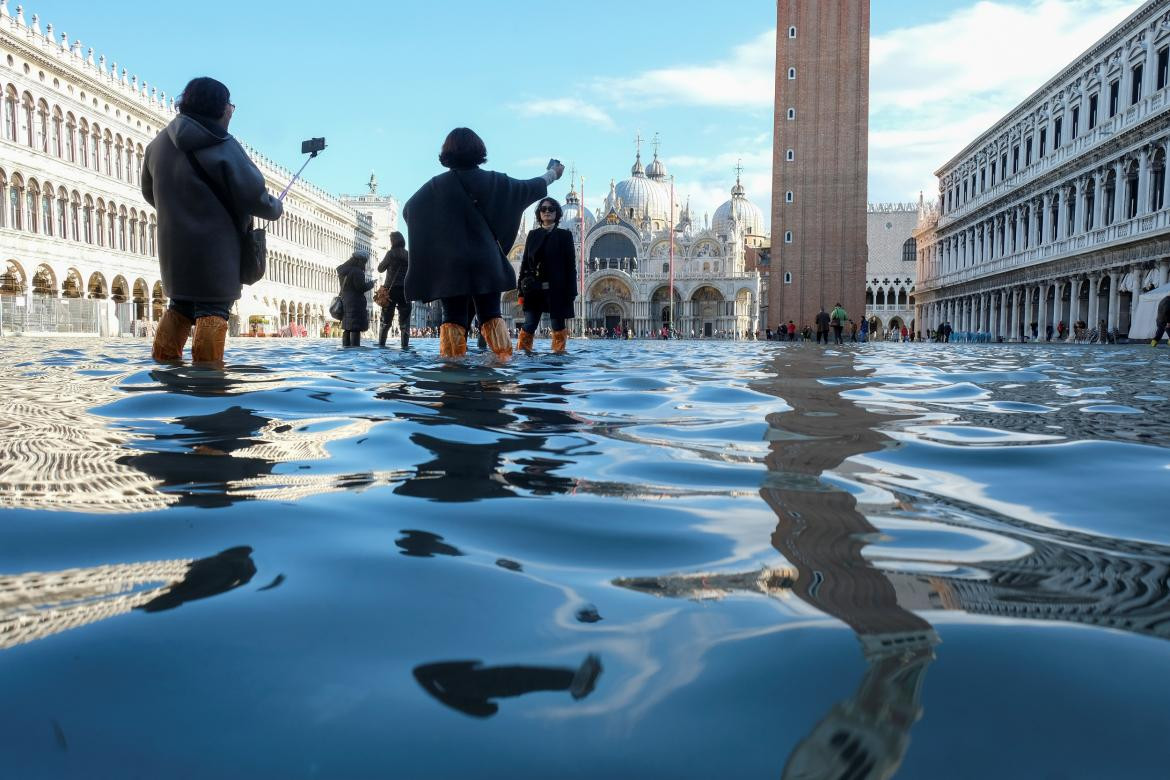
25, 0, 1143, 231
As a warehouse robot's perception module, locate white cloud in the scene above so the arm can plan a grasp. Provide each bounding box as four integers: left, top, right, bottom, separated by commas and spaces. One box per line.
594, 30, 776, 109
512, 98, 616, 129
870, 0, 1139, 200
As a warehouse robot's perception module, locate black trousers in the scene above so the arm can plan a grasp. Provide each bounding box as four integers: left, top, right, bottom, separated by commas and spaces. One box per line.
442, 293, 501, 331
832, 325, 843, 344
816, 329, 828, 343
342, 330, 361, 347
379, 292, 412, 345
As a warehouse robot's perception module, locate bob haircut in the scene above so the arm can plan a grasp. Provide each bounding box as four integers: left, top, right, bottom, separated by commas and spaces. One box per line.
389, 230, 406, 249
177, 77, 231, 118
439, 127, 487, 169
534, 197, 563, 227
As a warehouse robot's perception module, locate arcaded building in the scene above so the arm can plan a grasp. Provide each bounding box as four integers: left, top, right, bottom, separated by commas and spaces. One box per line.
915, 0, 1170, 340
771, 0, 870, 331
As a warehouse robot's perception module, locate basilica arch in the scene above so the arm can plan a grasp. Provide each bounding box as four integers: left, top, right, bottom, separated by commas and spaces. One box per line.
87, 272, 107, 300
586, 273, 634, 328
64, 268, 84, 299
32, 264, 56, 297
586, 227, 640, 274
2, 259, 26, 294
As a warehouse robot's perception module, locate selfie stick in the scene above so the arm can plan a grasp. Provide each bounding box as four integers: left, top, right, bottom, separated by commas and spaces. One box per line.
278, 138, 327, 202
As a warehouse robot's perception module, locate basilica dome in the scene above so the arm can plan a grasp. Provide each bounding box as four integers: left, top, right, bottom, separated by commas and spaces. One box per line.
615, 152, 672, 226
713, 174, 764, 236
561, 184, 595, 230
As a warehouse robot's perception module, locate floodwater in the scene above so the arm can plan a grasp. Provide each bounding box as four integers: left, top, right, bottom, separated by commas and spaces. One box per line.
1, 337, 1169, 779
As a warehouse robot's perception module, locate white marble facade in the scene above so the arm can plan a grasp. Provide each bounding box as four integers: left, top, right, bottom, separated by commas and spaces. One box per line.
865, 202, 923, 337
0, 2, 382, 337
915, 0, 1170, 340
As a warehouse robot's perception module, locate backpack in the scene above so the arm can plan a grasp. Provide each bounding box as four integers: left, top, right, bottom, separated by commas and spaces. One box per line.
329, 295, 344, 321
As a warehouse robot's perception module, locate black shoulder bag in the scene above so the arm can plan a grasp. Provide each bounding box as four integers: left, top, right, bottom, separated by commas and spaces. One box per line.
185, 151, 267, 285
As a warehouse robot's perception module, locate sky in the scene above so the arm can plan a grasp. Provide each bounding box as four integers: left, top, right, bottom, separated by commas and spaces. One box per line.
22, 0, 1144, 232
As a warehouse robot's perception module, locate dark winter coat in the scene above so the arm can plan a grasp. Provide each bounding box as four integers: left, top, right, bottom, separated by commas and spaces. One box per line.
519, 227, 577, 319
337, 258, 375, 332
141, 113, 283, 302
378, 247, 409, 292
1158, 295, 1170, 326
402, 168, 548, 302
815, 310, 831, 331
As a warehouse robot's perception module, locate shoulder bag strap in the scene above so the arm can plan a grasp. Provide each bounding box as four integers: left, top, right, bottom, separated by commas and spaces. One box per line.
185, 150, 245, 238
452, 170, 507, 259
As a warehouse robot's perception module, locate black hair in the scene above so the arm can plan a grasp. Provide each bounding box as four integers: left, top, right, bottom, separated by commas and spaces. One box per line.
177, 77, 231, 118
439, 127, 487, 169
389, 231, 406, 249
535, 197, 562, 227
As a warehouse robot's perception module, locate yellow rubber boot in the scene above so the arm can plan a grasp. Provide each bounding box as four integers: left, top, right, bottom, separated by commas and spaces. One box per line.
481, 317, 513, 360
439, 323, 467, 357
517, 330, 535, 352
151, 309, 193, 362
551, 329, 568, 354
191, 316, 228, 366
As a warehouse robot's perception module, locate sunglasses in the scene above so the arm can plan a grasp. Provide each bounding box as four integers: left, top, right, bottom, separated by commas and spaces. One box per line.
539, 206, 556, 212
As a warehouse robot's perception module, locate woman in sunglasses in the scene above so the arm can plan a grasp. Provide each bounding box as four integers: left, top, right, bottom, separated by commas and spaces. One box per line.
517, 197, 577, 353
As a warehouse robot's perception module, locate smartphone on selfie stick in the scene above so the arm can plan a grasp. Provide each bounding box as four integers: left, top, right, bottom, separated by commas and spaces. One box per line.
278, 137, 326, 202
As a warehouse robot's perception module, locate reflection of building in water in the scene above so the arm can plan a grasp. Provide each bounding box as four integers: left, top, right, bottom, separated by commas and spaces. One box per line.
1, 547, 255, 650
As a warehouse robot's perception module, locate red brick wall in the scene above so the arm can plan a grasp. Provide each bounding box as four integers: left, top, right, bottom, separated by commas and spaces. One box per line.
770, 0, 869, 331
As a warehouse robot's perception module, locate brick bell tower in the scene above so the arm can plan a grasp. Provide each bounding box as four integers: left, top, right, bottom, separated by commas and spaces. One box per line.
770, 1, 870, 332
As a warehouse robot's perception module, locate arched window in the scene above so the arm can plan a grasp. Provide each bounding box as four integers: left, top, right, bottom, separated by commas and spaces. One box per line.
41, 182, 52, 235
118, 206, 128, 251
71, 191, 81, 241
26, 179, 39, 233
78, 119, 89, 167
785, 191, 794, 203
138, 213, 146, 253
57, 186, 67, 237
103, 131, 113, 176
95, 199, 107, 246
3, 87, 16, 141
21, 92, 34, 146
51, 107, 63, 157
90, 125, 101, 172
9, 173, 24, 229
0, 170, 6, 228
783, 272, 792, 284
902, 237, 917, 262
148, 215, 157, 256
106, 201, 117, 247
787, 108, 795, 120
787, 67, 796, 80
784, 230, 793, 243
83, 196, 95, 244
114, 135, 124, 179
36, 99, 49, 152
129, 210, 138, 253
789, 26, 797, 38
786, 149, 795, 162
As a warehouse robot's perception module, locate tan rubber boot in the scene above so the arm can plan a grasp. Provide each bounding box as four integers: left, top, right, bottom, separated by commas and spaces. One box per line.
191, 316, 229, 366
151, 309, 193, 362
551, 329, 568, 354
517, 330, 534, 352
480, 317, 512, 360
439, 323, 467, 357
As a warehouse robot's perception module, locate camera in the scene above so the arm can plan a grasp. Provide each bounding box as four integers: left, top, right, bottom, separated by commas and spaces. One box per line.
547, 158, 561, 170
302, 137, 327, 155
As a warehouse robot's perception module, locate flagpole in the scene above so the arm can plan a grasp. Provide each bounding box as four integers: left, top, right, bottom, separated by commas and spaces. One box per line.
579, 175, 586, 338
669, 175, 675, 338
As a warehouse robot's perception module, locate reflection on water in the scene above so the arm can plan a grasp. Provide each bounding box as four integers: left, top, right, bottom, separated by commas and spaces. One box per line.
0, 339, 1169, 777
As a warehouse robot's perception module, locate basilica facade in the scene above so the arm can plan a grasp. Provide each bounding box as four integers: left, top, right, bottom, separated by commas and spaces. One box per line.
0, 2, 390, 338
506, 145, 766, 338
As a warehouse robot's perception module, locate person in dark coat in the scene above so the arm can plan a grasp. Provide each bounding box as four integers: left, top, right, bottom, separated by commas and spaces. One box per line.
402, 127, 562, 358
1153, 295, 1170, 346
517, 197, 577, 353
337, 251, 375, 347
377, 231, 411, 349
141, 76, 283, 365
814, 307, 831, 344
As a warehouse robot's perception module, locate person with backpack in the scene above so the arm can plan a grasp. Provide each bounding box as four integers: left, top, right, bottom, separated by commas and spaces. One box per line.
376, 231, 411, 349
142, 76, 284, 365
830, 303, 848, 345
517, 197, 577, 353
403, 127, 563, 358
336, 251, 375, 347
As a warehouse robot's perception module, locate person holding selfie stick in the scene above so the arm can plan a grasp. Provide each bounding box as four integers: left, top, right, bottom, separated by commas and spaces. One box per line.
376, 231, 411, 349
517, 197, 576, 354
142, 76, 283, 365
403, 127, 563, 359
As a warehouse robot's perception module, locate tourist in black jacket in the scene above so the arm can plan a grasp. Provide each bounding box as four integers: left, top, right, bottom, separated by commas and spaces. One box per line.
517, 198, 577, 353
337, 252, 375, 347
142, 76, 283, 365
403, 127, 563, 358
377, 231, 411, 349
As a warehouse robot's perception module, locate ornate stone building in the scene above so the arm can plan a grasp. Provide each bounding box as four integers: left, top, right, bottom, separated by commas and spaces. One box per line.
865, 201, 923, 337
771, 0, 870, 332
505, 144, 765, 338
0, 2, 380, 338
915, 0, 1170, 340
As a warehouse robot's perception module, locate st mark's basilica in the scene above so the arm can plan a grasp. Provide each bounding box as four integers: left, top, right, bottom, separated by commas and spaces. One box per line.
505, 139, 767, 338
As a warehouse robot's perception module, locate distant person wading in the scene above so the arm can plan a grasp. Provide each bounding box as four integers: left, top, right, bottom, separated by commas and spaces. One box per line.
377, 231, 411, 349
402, 127, 563, 359
337, 252, 375, 347
142, 76, 284, 365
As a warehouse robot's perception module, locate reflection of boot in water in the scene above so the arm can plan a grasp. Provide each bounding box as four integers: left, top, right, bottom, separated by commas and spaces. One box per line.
395, 530, 464, 558
413, 654, 602, 718
137, 546, 257, 612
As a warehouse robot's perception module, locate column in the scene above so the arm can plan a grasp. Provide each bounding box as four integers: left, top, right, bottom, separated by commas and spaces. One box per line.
1129, 264, 1144, 331
1057, 188, 1069, 241
1074, 177, 1087, 234
997, 289, 1007, 341
1163, 138, 1170, 212
1107, 270, 1121, 331
1159, 260, 1170, 287
1037, 282, 1048, 338
1028, 200, 1038, 247
1113, 159, 1127, 222
1137, 146, 1151, 216
1024, 286, 1034, 340
1093, 170, 1106, 230
1051, 280, 1063, 337
1040, 193, 1052, 243
1087, 274, 1101, 335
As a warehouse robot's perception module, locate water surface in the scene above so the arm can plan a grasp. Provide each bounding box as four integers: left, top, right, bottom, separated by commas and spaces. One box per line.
1, 338, 1169, 778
